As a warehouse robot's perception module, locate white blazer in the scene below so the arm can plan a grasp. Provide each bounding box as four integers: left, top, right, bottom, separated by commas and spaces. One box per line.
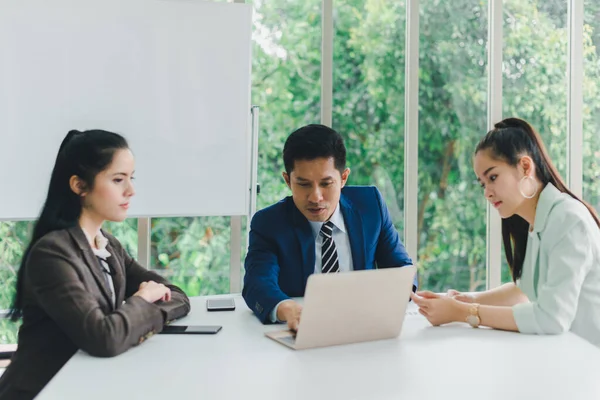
513, 183, 600, 347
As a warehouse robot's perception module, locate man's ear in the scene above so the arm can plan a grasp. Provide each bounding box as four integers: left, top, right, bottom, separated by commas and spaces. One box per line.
282, 172, 291, 189
69, 175, 87, 196
340, 168, 351, 187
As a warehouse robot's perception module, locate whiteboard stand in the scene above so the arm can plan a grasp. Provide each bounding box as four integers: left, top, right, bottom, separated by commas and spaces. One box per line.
248, 106, 260, 221
232, 105, 260, 293
246, 105, 260, 245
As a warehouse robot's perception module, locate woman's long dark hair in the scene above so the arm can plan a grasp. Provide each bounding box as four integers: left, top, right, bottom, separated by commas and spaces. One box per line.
9, 129, 129, 320
475, 118, 600, 282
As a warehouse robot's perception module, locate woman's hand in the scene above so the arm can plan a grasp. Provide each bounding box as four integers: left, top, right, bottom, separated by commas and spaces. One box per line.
446, 289, 476, 304
134, 281, 172, 303
411, 291, 470, 326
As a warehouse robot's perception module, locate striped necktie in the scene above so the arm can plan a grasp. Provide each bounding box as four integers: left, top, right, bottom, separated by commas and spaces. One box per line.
320, 221, 340, 273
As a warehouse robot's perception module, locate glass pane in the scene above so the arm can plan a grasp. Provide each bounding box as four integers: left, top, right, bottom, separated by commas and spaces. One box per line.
583, 0, 600, 209
418, 0, 488, 292
0, 221, 31, 344
150, 217, 232, 296
501, 0, 568, 283
104, 219, 138, 259
503, 0, 568, 176
251, 0, 322, 210
332, 0, 406, 236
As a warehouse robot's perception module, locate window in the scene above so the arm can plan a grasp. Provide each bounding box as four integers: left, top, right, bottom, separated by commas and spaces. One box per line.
104, 219, 138, 258
501, 0, 568, 283
150, 217, 232, 295
332, 0, 406, 235
418, 0, 488, 292
251, 0, 322, 211
0, 221, 32, 343
503, 0, 568, 176
583, 0, 600, 210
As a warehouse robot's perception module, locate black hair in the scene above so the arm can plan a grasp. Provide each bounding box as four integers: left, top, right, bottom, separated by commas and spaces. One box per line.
475, 118, 600, 282
9, 129, 129, 320
282, 124, 346, 175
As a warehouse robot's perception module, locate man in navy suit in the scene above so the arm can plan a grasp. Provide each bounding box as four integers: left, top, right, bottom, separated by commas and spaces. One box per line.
242, 124, 416, 329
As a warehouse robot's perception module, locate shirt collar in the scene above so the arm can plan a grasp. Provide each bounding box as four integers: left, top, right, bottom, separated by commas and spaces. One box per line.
82, 228, 112, 260
308, 204, 346, 238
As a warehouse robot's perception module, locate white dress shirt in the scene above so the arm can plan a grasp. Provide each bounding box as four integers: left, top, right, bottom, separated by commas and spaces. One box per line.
83, 230, 117, 308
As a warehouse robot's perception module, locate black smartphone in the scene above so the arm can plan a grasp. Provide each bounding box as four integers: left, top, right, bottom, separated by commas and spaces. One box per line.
160, 325, 222, 334
206, 298, 236, 311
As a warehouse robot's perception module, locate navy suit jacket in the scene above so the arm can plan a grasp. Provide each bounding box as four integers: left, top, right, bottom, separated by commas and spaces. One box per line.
242, 186, 417, 323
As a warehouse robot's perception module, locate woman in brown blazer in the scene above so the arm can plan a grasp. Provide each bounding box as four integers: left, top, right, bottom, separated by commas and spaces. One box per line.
0, 130, 191, 399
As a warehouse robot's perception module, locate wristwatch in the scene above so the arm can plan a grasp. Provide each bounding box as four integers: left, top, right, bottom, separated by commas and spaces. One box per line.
466, 303, 481, 328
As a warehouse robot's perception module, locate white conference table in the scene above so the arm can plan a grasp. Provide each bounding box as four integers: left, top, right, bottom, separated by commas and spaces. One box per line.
38, 295, 600, 400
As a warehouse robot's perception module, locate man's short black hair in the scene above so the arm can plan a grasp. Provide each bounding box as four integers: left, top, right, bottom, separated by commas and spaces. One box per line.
283, 124, 347, 175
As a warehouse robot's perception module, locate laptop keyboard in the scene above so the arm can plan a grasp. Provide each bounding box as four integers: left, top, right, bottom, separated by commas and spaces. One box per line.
280, 335, 296, 345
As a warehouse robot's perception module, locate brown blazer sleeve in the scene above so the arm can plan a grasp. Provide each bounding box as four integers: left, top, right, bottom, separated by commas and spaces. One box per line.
26, 236, 165, 358
109, 236, 191, 323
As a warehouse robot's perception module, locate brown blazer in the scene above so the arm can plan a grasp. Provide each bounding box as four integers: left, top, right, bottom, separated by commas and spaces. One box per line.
0, 226, 191, 400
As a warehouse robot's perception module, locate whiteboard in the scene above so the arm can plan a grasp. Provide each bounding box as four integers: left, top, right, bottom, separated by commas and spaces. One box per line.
0, 0, 252, 219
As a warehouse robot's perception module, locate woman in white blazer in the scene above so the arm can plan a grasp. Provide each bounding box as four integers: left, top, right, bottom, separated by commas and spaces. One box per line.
411, 117, 600, 347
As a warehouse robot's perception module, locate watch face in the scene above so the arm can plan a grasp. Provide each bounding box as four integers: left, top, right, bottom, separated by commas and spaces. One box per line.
466, 315, 480, 326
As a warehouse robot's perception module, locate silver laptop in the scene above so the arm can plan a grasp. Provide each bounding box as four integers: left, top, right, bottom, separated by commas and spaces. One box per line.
265, 266, 416, 350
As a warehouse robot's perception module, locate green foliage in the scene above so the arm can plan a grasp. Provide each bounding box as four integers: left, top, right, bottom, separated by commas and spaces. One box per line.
0, 221, 32, 343
0, 320, 19, 344
0, 221, 33, 308
149, 216, 244, 296
583, 0, 600, 211
104, 218, 138, 258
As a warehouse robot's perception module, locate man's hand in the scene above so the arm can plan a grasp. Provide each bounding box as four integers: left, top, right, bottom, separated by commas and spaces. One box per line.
276, 300, 303, 331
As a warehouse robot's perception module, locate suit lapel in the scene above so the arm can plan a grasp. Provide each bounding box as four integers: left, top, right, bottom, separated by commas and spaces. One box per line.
290, 201, 316, 286
528, 184, 562, 297
520, 232, 541, 299
67, 226, 115, 308
530, 233, 541, 297
340, 194, 366, 270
